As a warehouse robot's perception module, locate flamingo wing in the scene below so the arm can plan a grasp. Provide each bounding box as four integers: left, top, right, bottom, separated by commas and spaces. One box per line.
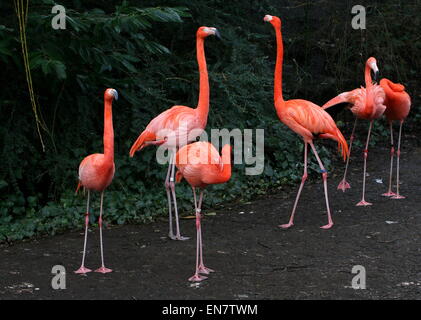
281, 99, 349, 160
130, 105, 204, 156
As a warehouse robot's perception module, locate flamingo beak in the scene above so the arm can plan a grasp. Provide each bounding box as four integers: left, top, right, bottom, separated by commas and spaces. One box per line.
214, 29, 221, 39
264, 15, 273, 22
111, 89, 119, 100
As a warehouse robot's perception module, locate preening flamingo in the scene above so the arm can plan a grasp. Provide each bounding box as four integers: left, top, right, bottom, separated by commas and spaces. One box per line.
175, 142, 232, 281
75, 88, 118, 274
380, 78, 411, 199
264, 15, 349, 229
129, 26, 220, 241
322, 57, 386, 206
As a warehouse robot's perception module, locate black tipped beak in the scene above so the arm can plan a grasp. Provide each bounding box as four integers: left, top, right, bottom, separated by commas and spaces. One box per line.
214, 29, 221, 39
374, 71, 379, 82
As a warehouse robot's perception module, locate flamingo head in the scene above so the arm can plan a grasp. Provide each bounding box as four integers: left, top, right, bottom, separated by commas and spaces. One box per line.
264, 15, 281, 28
105, 88, 118, 101
197, 27, 221, 39
367, 57, 379, 81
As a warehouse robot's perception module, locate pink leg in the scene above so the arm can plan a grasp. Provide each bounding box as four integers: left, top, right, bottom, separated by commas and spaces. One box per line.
338, 118, 357, 192
309, 143, 333, 229
169, 154, 189, 241
165, 154, 176, 240
391, 121, 405, 199
382, 121, 396, 196
197, 190, 214, 274
75, 190, 92, 274
279, 143, 308, 229
188, 188, 207, 282
95, 191, 112, 273
357, 121, 373, 206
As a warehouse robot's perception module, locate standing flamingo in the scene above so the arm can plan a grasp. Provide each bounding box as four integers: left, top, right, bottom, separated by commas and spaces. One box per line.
129, 27, 220, 241
380, 78, 411, 199
75, 88, 118, 274
322, 57, 386, 206
264, 15, 348, 229
175, 142, 232, 281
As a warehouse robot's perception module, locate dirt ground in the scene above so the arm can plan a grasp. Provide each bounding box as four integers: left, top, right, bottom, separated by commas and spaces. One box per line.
1, 140, 420, 300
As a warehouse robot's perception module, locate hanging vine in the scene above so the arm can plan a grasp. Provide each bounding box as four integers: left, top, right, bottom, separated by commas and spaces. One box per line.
14, 0, 47, 151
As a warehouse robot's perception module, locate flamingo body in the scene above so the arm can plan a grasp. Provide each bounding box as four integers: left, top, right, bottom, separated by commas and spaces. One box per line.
78, 154, 115, 192
278, 99, 348, 159
175, 142, 231, 282
381, 78, 411, 121
74, 88, 118, 274
129, 27, 220, 241
380, 78, 411, 198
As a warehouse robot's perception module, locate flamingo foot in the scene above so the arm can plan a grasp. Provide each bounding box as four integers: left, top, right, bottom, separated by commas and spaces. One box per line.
279, 222, 294, 229
174, 235, 190, 241
94, 266, 112, 274
356, 200, 372, 206
391, 194, 406, 199
74, 266, 92, 274
337, 180, 351, 192
320, 223, 333, 229
198, 264, 214, 274
188, 274, 207, 282
382, 191, 396, 197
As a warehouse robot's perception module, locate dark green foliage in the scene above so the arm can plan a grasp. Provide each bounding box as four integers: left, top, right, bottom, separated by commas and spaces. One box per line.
0, 0, 419, 242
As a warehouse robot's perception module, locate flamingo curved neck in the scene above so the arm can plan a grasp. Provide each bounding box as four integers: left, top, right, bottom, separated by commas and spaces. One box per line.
363, 63, 374, 117
273, 24, 285, 105
196, 36, 209, 121
364, 63, 373, 88
103, 99, 114, 162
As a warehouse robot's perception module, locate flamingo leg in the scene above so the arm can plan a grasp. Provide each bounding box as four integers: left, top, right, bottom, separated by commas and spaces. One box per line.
356, 121, 373, 206
382, 121, 396, 196
391, 120, 405, 199
189, 187, 207, 282
338, 117, 358, 192
95, 191, 112, 273
279, 142, 308, 229
309, 142, 334, 229
75, 190, 92, 274
197, 190, 214, 275
165, 153, 176, 239
169, 151, 189, 241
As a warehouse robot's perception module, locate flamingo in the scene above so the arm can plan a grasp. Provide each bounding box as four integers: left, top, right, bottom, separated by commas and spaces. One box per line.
322, 57, 386, 206
264, 15, 349, 229
129, 26, 220, 241
175, 142, 232, 281
75, 88, 118, 274
380, 78, 411, 199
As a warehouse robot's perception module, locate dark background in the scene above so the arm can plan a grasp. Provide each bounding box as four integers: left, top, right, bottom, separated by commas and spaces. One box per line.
0, 0, 419, 241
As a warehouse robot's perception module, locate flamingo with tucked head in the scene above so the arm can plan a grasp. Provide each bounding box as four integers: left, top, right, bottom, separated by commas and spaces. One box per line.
322, 57, 386, 206
129, 27, 220, 241
264, 15, 349, 229
380, 78, 411, 199
175, 142, 232, 282
75, 88, 118, 274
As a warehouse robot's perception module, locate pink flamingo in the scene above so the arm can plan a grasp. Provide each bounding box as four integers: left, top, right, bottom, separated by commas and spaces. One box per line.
129, 27, 220, 241
380, 78, 411, 199
175, 142, 232, 281
264, 15, 349, 229
322, 57, 386, 206
75, 88, 118, 274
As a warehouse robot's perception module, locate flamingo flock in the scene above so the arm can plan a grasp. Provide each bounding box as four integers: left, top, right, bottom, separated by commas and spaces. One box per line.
74, 16, 411, 282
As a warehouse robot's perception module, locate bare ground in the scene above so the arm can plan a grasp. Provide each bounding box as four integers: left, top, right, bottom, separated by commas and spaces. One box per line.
1, 142, 420, 300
